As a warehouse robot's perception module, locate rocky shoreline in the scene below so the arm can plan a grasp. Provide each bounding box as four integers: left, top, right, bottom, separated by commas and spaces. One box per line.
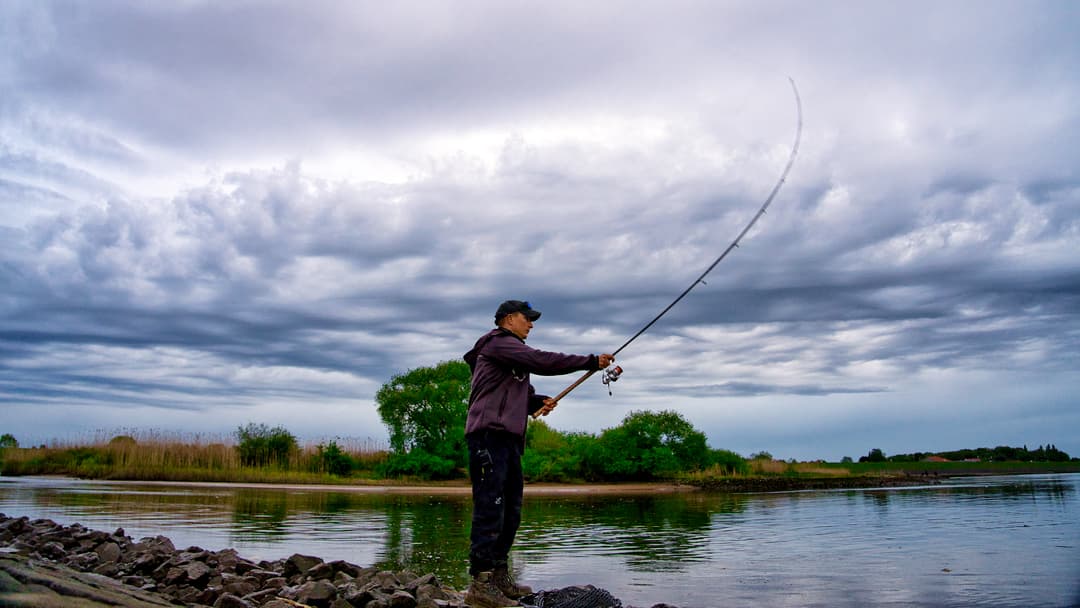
0, 513, 668, 608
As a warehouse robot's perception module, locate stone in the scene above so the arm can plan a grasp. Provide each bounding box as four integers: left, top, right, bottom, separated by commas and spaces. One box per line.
241, 587, 281, 604
296, 579, 338, 606
374, 570, 401, 591
0, 552, 176, 607
214, 592, 255, 608
307, 561, 337, 580
405, 573, 438, 592
285, 553, 324, 577
38, 541, 67, 559
94, 542, 122, 563
222, 578, 257, 596
183, 560, 213, 587
388, 589, 419, 608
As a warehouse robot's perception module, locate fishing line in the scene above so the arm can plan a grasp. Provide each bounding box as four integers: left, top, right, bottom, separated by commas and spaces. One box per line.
540, 78, 803, 410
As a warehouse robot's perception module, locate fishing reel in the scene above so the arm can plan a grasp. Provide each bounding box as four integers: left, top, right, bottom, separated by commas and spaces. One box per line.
601, 365, 624, 396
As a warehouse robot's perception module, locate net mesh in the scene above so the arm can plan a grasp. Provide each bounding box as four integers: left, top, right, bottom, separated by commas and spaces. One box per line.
520, 585, 623, 608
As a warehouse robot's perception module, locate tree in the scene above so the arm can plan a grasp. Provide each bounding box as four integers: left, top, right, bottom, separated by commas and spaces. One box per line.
375, 360, 471, 479
860, 448, 886, 463
0, 434, 17, 449
585, 410, 710, 480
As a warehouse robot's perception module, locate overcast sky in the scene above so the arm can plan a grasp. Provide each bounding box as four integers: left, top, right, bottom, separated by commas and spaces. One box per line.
2, 1, 1077, 461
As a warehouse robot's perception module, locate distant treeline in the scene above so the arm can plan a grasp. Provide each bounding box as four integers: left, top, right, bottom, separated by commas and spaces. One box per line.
858, 445, 1075, 463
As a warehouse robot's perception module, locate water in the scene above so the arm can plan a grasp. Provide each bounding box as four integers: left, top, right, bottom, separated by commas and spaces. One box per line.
1, 474, 1078, 607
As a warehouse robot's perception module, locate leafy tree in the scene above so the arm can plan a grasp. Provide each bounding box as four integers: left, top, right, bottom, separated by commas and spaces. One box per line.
235, 423, 297, 467
375, 360, 471, 479
749, 451, 773, 461
0, 434, 17, 449
860, 448, 886, 463
840, 456, 853, 464
585, 410, 710, 480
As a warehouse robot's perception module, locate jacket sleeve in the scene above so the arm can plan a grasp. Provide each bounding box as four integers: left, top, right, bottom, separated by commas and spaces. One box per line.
486, 334, 598, 376
527, 384, 549, 416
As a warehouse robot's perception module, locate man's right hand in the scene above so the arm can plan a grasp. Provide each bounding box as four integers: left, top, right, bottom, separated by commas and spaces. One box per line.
598, 354, 615, 368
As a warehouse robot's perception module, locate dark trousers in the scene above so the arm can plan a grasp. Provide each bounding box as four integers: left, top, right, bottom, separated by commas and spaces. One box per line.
467, 431, 524, 576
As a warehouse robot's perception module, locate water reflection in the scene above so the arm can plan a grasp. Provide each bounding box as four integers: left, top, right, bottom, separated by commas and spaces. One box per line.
1, 475, 1077, 608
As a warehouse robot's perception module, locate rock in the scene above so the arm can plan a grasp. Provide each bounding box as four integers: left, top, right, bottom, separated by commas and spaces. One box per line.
296, 578, 338, 606
0, 514, 664, 608
183, 560, 213, 587
214, 592, 255, 608
94, 541, 122, 563
389, 588, 419, 608
374, 570, 401, 591
0, 552, 175, 607
39, 541, 67, 559
285, 552, 324, 577
241, 587, 281, 604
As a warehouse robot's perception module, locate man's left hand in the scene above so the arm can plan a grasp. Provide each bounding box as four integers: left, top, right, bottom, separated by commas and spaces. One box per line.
537, 397, 557, 416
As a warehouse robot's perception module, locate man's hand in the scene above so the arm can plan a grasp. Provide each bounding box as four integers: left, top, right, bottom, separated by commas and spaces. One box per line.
598, 354, 615, 369
536, 397, 558, 417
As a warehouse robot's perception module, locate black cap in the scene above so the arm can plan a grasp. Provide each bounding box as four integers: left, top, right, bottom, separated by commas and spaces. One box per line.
495, 300, 541, 323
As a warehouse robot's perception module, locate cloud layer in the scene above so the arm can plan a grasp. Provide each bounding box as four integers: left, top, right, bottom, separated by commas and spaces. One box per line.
2, 1, 1078, 459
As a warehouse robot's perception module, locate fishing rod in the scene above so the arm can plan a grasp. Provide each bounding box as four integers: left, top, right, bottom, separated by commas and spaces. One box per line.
536, 78, 803, 416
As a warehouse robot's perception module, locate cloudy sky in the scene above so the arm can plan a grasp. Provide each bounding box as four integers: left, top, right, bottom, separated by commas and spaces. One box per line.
2, 1, 1077, 461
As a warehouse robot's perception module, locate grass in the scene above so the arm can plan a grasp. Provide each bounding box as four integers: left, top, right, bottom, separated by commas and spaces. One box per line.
682, 457, 1080, 487
0, 429, 390, 484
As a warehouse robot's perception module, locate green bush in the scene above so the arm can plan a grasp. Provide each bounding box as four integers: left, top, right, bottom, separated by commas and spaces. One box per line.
708, 449, 749, 475
377, 451, 457, 480
585, 410, 711, 480
523, 420, 591, 482
236, 423, 297, 468
316, 440, 353, 476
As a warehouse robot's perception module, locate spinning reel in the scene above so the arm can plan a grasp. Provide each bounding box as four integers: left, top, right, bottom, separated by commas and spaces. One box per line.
601, 365, 624, 396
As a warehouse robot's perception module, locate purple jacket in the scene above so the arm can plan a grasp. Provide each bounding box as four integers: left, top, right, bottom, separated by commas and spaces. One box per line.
464, 328, 598, 437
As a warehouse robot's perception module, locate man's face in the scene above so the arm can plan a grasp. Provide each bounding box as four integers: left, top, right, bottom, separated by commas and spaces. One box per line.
503, 312, 533, 340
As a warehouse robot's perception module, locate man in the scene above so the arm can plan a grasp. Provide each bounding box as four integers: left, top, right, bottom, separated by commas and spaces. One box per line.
462, 300, 614, 607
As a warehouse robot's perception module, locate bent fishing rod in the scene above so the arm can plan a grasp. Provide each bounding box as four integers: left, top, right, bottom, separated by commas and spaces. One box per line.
536, 78, 803, 417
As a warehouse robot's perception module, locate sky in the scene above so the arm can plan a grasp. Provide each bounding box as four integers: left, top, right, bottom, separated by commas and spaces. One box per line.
1, 1, 1078, 462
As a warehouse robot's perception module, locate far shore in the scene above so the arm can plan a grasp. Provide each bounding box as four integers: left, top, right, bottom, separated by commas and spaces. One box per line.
32, 476, 692, 495
9, 474, 938, 495
7, 464, 1078, 496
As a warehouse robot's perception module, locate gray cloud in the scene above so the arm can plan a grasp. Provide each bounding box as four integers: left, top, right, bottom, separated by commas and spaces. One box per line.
1, 1, 1078, 459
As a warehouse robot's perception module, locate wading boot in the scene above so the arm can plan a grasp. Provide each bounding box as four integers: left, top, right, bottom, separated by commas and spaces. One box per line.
492, 564, 533, 600
465, 571, 519, 608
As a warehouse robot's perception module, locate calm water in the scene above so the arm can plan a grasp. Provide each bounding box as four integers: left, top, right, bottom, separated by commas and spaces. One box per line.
1, 474, 1077, 607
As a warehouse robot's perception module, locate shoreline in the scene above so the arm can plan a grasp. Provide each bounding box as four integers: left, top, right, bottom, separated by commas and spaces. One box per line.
3, 474, 951, 495
0, 514, 662, 608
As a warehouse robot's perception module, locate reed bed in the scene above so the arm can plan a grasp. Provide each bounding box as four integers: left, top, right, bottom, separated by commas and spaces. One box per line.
0, 428, 389, 482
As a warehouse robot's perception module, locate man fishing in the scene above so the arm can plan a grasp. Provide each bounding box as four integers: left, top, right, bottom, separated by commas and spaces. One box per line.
463, 299, 614, 607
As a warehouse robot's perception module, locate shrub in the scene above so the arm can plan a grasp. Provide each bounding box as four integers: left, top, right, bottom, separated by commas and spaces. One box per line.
523, 420, 592, 482
236, 423, 297, 468
316, 440, 353, 476
377, 451, 457, 480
